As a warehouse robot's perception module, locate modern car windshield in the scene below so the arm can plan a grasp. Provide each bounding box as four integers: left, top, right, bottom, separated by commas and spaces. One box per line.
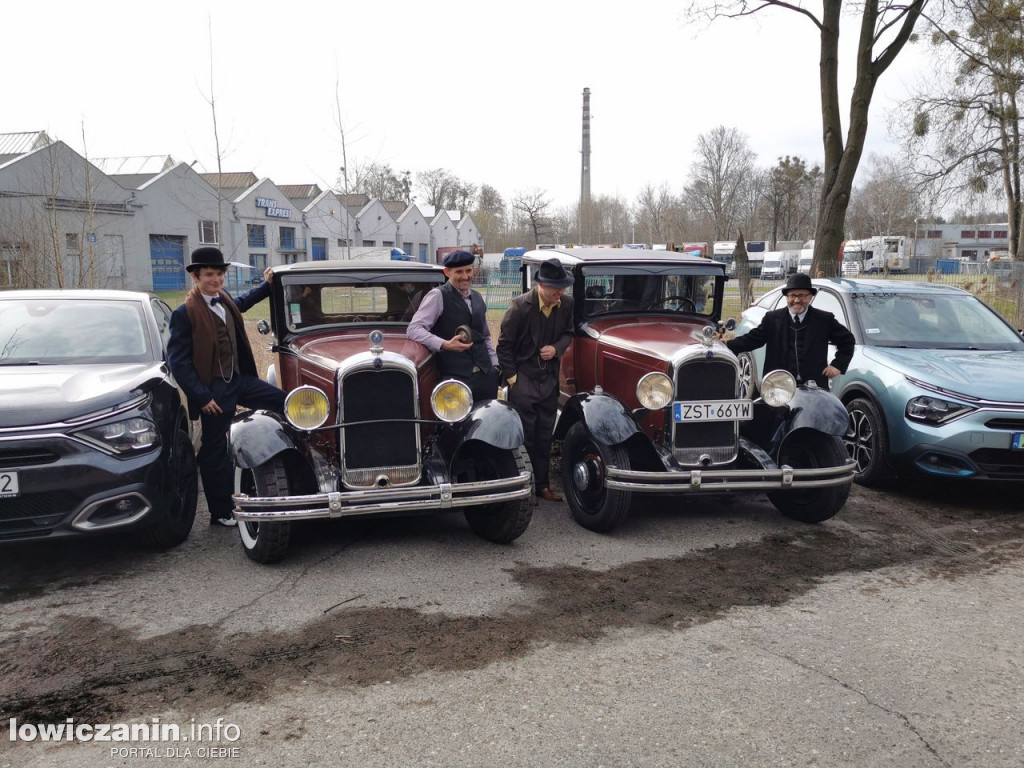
282, 275, 445, 331
853, 292, 1024, 349
0, 299, 153, 364
580, 267, 718, 318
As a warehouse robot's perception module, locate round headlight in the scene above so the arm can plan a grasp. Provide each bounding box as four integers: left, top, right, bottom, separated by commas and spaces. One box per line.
636, 372, 674, 410
284, 386, 330, 430
431, 379, 473, 423
760, 369, 797, 407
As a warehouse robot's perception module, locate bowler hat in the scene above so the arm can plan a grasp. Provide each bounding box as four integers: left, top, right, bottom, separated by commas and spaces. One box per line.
187, 246, 228, 273
782, 273, 817, 295
442, 250, 475, 268
534, 258, 573, 289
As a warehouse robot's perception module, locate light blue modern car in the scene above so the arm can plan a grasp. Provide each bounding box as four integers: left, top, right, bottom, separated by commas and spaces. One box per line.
734, 278, 1024, 485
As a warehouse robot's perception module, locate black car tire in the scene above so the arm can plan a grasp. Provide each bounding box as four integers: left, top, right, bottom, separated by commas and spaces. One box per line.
464, 445, 534, 544
141, 429, 198, 549
236, 458, 292, 564
768, 431, 850, 523
844, 397, 892, 486
561, 422, 632, 532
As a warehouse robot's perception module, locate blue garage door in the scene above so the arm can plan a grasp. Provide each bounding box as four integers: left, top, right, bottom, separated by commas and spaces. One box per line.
150, 236, 186, 291
312, 237, 327, 261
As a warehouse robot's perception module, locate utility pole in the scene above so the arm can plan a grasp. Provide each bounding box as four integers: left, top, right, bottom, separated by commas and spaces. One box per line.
580, 87, 591, 245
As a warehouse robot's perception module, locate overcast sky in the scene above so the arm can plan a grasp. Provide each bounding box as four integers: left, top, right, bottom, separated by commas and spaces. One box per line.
5, 0, 929, 211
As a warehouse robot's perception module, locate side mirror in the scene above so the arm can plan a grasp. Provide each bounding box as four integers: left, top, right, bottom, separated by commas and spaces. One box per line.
257, 319, 271, 335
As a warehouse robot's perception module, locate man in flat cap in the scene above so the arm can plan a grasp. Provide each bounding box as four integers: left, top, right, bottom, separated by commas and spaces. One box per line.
168, 247, 284, 527
407, 249, 499, 400
726, 272, 854, 389
497, 258, 575, 504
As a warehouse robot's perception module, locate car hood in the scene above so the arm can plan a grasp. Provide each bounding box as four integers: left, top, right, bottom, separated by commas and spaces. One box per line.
860, 347, 1024, 402
294, 330, 432, 368
0, 362, 165, 428
587, 318, 712, 361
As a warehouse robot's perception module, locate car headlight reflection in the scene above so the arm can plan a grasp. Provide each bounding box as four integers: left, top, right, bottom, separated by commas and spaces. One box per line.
760, 369, 796, 407
637, 372, 674, 410
78, 418, 159, 454
906, 395, 974, 425
431, 379, 473, 422
285, 386, 330, 430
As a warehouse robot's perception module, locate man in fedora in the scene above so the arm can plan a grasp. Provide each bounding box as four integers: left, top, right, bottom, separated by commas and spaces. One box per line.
497, 257, 575, 504
168, 246, 285, 527
726, 273, 855, 389
407, 249, 499, 401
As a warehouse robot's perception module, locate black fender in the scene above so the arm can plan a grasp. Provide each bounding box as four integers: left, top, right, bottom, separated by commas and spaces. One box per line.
229, 409, 299, 469
784, 386, 850, 436
449, 399, 525, 450
554, 391, 640, 447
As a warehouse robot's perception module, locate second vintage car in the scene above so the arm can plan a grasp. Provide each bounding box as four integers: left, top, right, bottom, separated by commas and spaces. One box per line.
513, 248, 856, 532
229, 260, 533, 563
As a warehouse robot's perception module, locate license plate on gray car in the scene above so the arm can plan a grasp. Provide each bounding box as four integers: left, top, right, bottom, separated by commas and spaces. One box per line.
673, 400, 752, 422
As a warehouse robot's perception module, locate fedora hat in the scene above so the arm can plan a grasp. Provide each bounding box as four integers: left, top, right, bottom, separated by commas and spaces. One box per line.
534, 258, 573, 289
781, 273, 817, 295
186, 246, 228, 273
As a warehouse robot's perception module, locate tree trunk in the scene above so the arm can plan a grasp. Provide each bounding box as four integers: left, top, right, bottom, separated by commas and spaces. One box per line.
733, 232, 752, 308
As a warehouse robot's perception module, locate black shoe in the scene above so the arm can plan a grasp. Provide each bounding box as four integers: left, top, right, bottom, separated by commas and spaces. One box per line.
210, 516, 237, 527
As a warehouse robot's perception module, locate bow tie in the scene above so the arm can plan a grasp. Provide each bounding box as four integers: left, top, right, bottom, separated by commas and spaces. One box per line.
210, 297, 222, 306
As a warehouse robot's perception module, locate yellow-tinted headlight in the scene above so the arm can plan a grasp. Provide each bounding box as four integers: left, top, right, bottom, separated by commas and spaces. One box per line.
431, 379, 473, 423
761, 369, 796, 407
636, 372, 674, 410
284, 386, 330, 430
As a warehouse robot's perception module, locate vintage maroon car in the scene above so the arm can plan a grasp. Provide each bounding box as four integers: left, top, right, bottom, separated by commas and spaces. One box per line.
229, 260, 533, 563
519, 247, 856, 532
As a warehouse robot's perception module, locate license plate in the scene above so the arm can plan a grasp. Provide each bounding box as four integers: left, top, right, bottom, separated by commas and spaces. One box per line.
1013, 433, 1024, 451
673, 400, 753, 422
0, 471, 18, 498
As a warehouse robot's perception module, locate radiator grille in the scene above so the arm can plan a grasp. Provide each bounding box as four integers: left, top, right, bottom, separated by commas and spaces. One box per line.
340, 368, 420, 487
672, 358, 738, 465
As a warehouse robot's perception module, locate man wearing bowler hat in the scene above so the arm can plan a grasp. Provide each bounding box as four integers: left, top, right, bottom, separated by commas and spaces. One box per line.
168, 246, 285, 527
726, 273, 855, 389
407, 249, 499, 401
497, 257, 575, 504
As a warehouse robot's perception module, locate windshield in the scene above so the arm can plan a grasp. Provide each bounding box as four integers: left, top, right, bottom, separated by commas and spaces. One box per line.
0, 299, 153, 365
853, 292, 1024, 350
281, 274, 445, 331
580, 266, 719, 319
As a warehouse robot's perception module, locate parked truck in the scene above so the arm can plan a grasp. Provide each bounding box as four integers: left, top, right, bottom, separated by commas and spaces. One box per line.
797, 240, 815, 274
841, 239, 865, 276
860, 236, 908, 273
761, 249, 800, 280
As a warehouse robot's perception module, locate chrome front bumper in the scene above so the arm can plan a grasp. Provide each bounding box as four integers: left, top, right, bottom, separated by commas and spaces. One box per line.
232, 471, 532, 522
605, 460, 856, 492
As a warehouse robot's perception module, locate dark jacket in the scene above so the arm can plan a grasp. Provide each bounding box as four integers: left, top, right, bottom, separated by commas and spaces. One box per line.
168, 281, 270, 419
497, 288, 575, 384
430, 282, 493, 378
726, 305, 855, 389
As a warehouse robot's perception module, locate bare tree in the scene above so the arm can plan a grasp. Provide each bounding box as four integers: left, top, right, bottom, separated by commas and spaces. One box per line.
512, 189, 552, 245
847, 154, 920, 237
417, 169, 476, 212
683, 125, 756, 240
733, 232, 753, 308
633, 183, 677, 245
690, 0, 926, 275
346, 160, 411, 202
898, 0, 1024, 256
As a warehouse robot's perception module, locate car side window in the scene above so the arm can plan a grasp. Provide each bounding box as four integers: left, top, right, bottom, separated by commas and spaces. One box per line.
152, 299, 173, 350
810, 290, 846, 325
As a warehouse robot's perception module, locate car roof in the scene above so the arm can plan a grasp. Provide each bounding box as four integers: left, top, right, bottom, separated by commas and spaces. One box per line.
0, 289, 152, 301
523, 247, 724, 269
273, 259, 445, 274
810, 278, 971, 296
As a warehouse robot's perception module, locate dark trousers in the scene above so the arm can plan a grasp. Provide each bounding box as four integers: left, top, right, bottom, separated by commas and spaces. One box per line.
198, 375, 285, 520
449, 367, 499, 403
508, 373, 559, 492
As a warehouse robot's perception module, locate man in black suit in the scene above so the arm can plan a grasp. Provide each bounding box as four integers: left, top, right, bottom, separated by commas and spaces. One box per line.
167, 247, 284, 526
726, 273, 855, 389
497, 258, 575, 504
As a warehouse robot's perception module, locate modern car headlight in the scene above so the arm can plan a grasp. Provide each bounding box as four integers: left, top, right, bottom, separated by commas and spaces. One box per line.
78, 417, 159, 454
760, 369, 797, 407
431, 379, 473, 423
637, 372, 674, 410
285, 386, 330, 430
906, 395, 974, 425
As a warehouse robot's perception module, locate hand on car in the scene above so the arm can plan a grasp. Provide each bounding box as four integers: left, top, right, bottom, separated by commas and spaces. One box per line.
822, 365, 841, 379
